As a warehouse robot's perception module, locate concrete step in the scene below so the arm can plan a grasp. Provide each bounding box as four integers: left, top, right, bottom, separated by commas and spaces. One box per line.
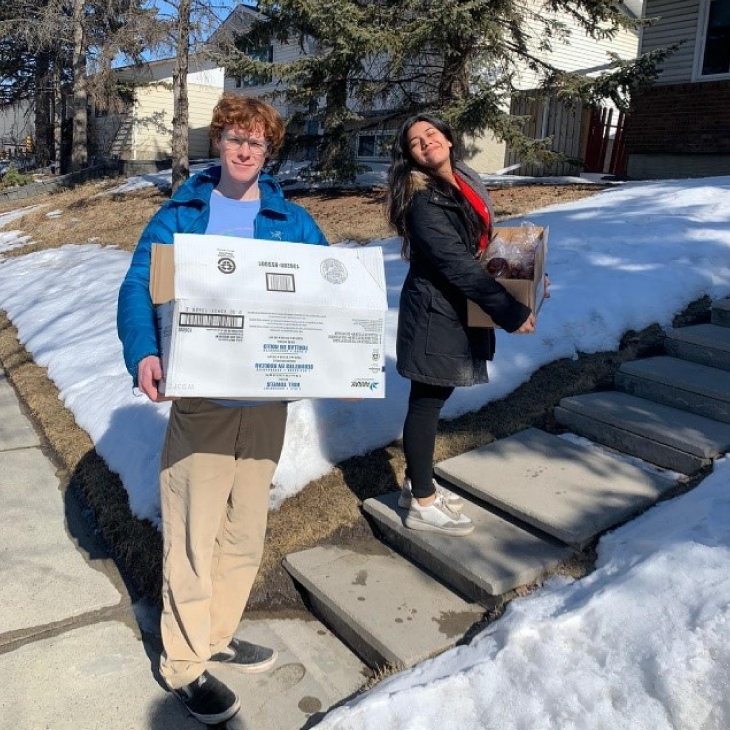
363, 492, 572, 605
555, 391, 730, 474
711, 298, 730, 328
615, 356, 730, 424
434, 428, 678, 549
665, 323, 730, 371
284, 544, 484, 669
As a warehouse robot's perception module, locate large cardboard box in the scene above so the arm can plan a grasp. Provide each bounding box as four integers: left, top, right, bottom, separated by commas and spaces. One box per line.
151, 234, 387, 399
467, 226, 548, 328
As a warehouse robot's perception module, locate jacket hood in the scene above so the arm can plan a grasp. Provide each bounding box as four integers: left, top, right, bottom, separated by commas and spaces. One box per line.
409, 159, 472, 192
410, 169, 430, 192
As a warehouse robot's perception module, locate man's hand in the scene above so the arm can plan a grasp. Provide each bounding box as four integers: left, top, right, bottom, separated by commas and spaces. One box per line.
515, 312, 536, 334
138, 355, 164, 402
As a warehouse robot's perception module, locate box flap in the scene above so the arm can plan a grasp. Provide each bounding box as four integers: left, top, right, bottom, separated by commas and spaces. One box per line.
172, 234, 387, 310
150, 244, 175, 305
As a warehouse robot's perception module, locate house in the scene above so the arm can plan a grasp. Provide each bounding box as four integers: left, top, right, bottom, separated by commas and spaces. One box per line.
467, 0, 644, 175
624, 0, 730, 178
0, 100, 34, 158
90, 56, 225, 163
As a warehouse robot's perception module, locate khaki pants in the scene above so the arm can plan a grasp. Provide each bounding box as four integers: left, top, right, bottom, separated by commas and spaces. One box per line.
159, 398, 288, 689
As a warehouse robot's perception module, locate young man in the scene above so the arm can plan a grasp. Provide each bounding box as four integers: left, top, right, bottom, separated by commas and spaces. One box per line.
117, 95, 328, 724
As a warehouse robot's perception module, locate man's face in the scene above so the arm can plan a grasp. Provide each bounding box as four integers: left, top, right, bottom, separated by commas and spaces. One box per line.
215, 124, 270, 187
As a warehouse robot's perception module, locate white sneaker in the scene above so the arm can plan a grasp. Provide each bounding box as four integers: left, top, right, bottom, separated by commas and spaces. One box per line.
405, 494, 474, 536
398, 477, 464, 512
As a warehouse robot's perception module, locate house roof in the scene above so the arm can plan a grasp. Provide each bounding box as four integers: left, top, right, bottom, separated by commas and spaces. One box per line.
207, 3, 262, 49
620, 0, 644, 20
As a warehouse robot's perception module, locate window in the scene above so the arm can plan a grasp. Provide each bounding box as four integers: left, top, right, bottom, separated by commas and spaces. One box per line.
696, 0, 730, 79
356, 129, 395, 160
234, 44, 274, 88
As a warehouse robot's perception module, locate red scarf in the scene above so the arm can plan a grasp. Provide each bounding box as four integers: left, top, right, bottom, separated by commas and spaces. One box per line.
454, 174, 491, 252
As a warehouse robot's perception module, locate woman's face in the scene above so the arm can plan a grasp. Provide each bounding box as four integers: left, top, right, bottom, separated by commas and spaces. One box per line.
406, 121, 453, 174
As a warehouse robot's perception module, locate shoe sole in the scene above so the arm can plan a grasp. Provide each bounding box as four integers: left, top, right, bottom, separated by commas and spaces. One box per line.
209, 649, 278, 674
187, 696, 241, 725
398, 495, 464, 513
404, 516, 474, 536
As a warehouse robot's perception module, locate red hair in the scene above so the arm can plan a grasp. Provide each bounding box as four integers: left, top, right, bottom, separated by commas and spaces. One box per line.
209, 94, 285, 153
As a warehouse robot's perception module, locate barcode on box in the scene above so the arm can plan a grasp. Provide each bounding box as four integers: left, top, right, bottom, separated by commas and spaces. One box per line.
266, 273, 296, 292
179, 312, 244, 329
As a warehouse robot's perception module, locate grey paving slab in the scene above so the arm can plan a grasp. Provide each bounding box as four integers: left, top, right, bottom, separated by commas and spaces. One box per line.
0, 448, 122, 637
615, 372, 730, 424
711, 298, 730, 328
665, 324, 730, 371
364, 492, 571, 602
557, 391, 730, 459
619, 356, 730, 403
0, 620, 199, 730
221, 616, 368, 730
284, 544, 484, 669
555, 406, 707, 474
0, 376, 40, 450
0, 613, 367, 730
434, 428, 678, 548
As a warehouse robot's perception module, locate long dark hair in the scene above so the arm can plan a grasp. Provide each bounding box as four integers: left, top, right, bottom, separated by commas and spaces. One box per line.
386, 113, 484, 260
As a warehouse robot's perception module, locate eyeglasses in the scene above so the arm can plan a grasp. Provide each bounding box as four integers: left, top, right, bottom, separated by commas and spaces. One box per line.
219, 133, 269, 157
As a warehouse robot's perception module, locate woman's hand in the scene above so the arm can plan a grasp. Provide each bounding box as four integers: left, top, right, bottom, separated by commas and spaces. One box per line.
514, 312, 536, 334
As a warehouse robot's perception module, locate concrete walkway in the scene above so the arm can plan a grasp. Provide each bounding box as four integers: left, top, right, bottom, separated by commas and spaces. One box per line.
0, 368, 366, 730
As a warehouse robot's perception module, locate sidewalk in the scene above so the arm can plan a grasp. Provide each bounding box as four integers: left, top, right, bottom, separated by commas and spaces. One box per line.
0, 367, 366, 730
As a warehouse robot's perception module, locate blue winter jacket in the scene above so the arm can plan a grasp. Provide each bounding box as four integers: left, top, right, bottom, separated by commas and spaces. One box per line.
117, 165, 329, 383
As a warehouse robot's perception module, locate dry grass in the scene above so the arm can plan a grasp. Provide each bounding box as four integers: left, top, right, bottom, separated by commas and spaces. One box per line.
1, 180, 169, 258
0, 177, 604, 256
290, 190, 391, 243
289, 184, 607, 245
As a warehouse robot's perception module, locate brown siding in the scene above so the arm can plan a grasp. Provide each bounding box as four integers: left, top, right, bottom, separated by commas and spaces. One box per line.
625, 80, 730, 154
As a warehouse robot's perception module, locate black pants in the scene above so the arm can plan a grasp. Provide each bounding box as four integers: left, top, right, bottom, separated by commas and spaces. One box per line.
403, 380, 455, 499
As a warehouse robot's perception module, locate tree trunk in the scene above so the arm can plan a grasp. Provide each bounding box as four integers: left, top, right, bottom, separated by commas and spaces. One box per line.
438, 51, 470, 107
34, 52, 51, 167
71, 0, 88, 172
171, 0, 191, 194
317, 75, 353, 179
53, 60, 63, 174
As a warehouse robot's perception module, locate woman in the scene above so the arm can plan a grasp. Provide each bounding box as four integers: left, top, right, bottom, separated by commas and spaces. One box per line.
388, 114, 537, 537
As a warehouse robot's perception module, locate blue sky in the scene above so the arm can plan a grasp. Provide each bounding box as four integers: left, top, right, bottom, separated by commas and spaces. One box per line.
132, 0, 256, 63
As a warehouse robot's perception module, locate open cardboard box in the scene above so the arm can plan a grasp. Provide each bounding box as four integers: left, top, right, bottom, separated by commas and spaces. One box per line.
467, 226, 548, 328
149, 234, 388, 399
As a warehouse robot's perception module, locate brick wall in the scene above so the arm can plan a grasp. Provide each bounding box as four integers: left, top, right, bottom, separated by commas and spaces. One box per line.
625, 80, 730, 155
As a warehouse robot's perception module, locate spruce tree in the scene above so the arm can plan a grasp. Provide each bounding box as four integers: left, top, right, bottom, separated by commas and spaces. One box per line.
224, 0, 674, 180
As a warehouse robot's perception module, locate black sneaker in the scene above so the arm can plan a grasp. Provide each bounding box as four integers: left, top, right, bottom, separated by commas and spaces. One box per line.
209, 638, 278, 673
172, 671, 241, 725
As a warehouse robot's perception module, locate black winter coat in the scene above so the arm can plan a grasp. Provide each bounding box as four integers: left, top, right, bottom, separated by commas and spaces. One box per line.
396, 163, 532, 387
